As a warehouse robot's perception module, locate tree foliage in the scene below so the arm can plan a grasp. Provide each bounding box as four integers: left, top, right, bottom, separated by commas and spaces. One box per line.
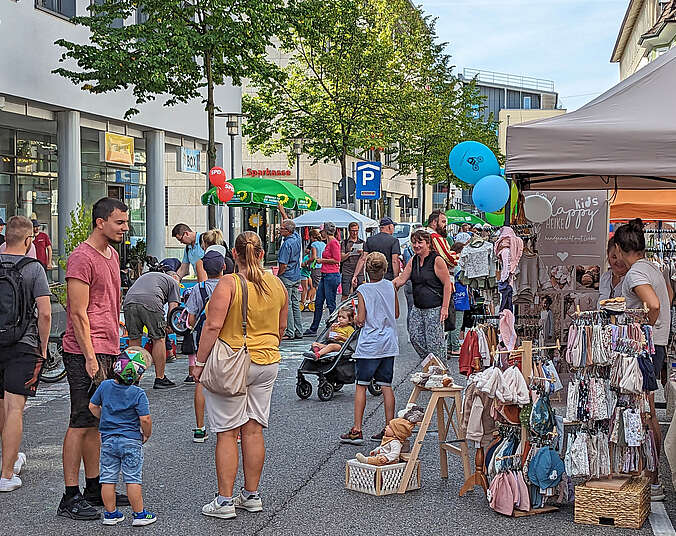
54, 0, 286, 225
243, 0, 430, 180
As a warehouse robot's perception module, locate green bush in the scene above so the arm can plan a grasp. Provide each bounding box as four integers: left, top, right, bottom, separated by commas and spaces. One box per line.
53, 204, 91, 307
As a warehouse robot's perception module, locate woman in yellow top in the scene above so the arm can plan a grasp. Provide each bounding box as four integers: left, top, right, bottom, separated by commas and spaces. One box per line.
194, 231, 288, 519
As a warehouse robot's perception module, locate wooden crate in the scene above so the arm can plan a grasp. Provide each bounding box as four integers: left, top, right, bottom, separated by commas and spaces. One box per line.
345, 459, 421, 496
574, 477, 650, 529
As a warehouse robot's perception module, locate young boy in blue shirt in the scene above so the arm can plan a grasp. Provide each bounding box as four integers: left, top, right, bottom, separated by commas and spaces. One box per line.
89, 348, 155, 526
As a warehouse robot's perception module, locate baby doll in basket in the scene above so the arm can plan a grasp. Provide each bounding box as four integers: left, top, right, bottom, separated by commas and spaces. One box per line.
311, 307, 355, 360
355, 418, 415, 466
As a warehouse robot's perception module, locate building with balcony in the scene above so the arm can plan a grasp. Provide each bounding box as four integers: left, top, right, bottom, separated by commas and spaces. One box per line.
0, 0, 241, 268
611, 0, 676, 80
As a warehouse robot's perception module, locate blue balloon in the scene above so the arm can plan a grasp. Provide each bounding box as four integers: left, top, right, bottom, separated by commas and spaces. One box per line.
472, 175, 510, 213
448, 141, 500, 185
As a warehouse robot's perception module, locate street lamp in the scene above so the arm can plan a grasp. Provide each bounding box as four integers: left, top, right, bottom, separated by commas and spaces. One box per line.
409, 178, 416, 222
225, 113, 240, 246
293, 139, 303, 188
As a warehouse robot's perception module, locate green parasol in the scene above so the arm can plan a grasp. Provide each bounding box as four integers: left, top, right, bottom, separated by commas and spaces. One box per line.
201, 177, 320, 211
445, 209, 487, 226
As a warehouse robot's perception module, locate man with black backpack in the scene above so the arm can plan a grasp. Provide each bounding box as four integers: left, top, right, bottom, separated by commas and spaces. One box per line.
0, 216, 51, 492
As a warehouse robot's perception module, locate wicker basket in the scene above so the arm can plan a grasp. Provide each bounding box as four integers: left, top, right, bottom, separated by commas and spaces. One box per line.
574, 477, 650, 529
345, 459, 421, 496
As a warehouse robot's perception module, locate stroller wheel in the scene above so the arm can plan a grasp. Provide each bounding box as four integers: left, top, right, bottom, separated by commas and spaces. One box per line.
367, 380, 382, 397
333, 382, 344, 391
317, 381, 334, 402
296, 380, 312, 400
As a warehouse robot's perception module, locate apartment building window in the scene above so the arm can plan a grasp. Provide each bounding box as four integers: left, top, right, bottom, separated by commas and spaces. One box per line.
523, 96, 532, 110
137, 5, 148, 23
92, 0, 124, 27
36, 0, 76, 18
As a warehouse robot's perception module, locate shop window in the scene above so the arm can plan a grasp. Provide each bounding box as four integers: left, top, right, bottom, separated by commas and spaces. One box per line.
17, 175, 52, 228
35, 0, 76, 18
0, 128, 15, 155
0, 174, 15, 223
523, 96, 532, 110
0, 156, 15, 174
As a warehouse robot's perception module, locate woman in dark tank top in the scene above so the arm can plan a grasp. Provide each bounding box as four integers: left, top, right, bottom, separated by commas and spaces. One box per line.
393, 230, 451, 360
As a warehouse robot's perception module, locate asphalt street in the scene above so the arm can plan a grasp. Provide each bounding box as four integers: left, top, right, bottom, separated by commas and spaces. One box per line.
3, 297, 674, 535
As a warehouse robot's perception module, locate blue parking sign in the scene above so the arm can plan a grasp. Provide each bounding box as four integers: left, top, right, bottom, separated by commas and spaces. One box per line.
356, 162, 381, 200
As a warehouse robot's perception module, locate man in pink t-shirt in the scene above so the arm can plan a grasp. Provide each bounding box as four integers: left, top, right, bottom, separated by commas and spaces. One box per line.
305, 221, 342, 335
58, 197, 129, 521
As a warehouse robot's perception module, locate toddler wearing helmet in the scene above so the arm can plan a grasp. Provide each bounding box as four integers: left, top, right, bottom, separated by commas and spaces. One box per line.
88, 347, 156, 526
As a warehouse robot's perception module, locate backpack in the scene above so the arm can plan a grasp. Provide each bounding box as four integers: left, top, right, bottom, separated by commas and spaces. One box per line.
181, 283, 211, 355
0, 257, 41, 347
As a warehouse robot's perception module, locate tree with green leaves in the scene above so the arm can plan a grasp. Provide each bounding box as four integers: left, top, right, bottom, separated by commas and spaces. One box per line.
53, 0, 286, 226
243, 0, 432, 184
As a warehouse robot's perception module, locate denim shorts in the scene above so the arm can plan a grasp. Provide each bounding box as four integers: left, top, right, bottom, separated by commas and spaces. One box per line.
100, 436, 144, 485
355, 357, 394, 387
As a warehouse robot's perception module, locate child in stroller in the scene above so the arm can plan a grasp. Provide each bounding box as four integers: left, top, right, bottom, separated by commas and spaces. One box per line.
310, 308, 355, 360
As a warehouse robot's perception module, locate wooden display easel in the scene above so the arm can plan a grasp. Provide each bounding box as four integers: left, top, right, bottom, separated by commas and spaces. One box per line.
397, 382, 470, 494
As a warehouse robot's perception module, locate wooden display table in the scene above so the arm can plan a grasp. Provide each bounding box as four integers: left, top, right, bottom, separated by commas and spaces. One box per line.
397, 383, 471, 494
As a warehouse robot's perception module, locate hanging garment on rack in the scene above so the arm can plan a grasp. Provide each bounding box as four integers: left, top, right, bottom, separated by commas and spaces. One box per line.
499, 309, 517, 351
495, 227, 523, 276
501, 366, 530, 405
460, 381, 497, 447
459, 238, 495, 279
459, 330, 481, 376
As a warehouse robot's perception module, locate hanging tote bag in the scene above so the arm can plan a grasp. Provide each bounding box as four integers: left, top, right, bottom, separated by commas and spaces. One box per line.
200, 274, 251, 397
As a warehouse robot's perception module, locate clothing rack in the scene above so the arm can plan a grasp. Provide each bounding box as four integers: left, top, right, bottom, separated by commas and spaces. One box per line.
645, 229, 676, 234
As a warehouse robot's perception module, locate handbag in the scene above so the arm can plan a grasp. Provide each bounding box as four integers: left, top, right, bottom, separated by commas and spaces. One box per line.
200, 274, 251, 397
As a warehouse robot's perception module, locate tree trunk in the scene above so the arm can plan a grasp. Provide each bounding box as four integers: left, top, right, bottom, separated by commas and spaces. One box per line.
340, 149, 347, 210
421, 159, 426, 222
206, 51, 216, 229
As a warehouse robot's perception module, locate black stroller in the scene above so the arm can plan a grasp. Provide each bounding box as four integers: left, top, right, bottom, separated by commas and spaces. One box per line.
295, 293, 382, 402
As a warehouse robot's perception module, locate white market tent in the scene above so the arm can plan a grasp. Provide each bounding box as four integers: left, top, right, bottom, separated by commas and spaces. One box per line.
292, 207, 378, 239
505, 46, 676, 190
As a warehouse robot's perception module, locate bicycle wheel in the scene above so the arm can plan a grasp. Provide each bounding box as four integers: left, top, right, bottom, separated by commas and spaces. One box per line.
40, 334, 67, 383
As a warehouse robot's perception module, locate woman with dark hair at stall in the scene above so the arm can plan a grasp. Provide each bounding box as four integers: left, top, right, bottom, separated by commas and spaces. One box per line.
614, 218, 671, 501
598, 236, 628, 304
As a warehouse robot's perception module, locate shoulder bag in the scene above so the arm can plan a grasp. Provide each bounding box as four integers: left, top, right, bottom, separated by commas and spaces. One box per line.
200, 273, 251, 397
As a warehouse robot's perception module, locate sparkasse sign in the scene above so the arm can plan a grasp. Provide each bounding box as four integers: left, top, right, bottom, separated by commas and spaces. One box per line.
245, 168, 292, 177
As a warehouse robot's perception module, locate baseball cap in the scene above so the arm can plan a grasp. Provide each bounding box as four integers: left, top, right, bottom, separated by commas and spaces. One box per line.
205, 244, 227, 258
31, 219, 39, 228
0, 218, 5, 225
379, 217, 394, 227
202, 250, 225, 275
114, 347, 150, 385
160, 258, 181, 272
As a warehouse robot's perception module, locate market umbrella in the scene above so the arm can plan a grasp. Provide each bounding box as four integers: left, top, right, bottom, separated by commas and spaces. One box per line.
445, 209, 487, 226
201, 177, 320, 211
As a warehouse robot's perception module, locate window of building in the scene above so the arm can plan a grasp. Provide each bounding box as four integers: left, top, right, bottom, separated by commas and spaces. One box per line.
92, 0, 123, 27
523, 96, 532, 110
35, 0, 76, 18
136, 5, 148, 24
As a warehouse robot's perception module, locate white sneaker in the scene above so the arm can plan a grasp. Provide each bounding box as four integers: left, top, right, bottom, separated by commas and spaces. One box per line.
202, 497, 236, 519
0, 474, 22, 492
233, 490, 263, 512
13, 453, 26, 475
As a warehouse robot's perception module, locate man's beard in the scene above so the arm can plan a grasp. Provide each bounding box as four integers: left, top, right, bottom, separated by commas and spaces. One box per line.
435, 225, 447, 238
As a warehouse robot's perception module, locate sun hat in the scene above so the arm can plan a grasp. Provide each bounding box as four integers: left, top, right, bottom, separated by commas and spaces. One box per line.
205, 244, 227, 258
527, 446, 565, 490
114, 347, 150, 385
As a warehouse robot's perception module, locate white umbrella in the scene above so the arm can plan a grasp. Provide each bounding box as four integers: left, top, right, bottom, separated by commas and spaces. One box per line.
293, 208, 378, 239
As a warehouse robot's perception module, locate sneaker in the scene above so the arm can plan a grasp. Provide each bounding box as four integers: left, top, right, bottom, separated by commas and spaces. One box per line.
84, 487, 130, 507
132, 509, 157, 526
184, 375, 196, 384
57, 492, 101, 520
166, 353, 177, 363
102, 510, 125, 526
355, 453, 368, 464
651, 484, 665, 501
13, 452, 26, 475
299, 302, 305, 311
308, 303, 315, 312
0, 474, 22, 492
339, 428, 364, 445
233, 489, 263, 512
193, 428, 209, 443
371, 428, 386, 442
153, 376, 177, 389
202, 496, 236, 519
303, 329, 317, 337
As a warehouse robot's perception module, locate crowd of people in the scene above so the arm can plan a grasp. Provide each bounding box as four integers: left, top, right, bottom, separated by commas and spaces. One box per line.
4, 198, 672, 523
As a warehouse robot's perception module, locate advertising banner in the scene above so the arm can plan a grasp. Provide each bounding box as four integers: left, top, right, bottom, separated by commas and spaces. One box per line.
101, 132, 134, 166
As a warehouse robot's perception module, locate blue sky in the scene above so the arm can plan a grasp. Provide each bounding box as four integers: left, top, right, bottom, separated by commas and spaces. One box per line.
420, 0, 630, 110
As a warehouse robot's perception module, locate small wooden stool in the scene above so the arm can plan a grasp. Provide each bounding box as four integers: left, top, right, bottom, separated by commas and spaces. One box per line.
397, 384, 471, 494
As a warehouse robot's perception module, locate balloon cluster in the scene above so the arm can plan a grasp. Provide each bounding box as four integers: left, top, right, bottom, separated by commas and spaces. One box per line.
209, 167, 234, 203
448, 141, 509, 214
